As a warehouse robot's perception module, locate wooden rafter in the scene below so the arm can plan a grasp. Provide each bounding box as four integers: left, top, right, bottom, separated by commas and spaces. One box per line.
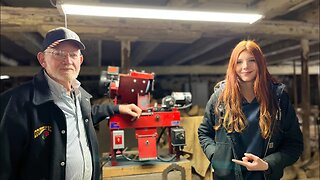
1, 6, 319, 41
1, 65, 319, 76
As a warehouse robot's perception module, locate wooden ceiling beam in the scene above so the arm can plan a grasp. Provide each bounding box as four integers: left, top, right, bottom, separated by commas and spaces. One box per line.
167, 0, 248, 10
296, 2, 319, 23
131, 42, 161, 66
267, 42, 320, 63
1, 6, 319, 40
163, 37, 235, 65
265, 40, 319, 57
1, 33, 41, 56
268, 52, 320, 65
166, 0, 194, 7
194, 38, 286, 65
35, 25, 201, 43
1, 65, 319, 76
254, 0, 307, 19
0, 54, 18, 66
1, 32, 42, 65
168, 0, 311, 64
202, 20, 319, 40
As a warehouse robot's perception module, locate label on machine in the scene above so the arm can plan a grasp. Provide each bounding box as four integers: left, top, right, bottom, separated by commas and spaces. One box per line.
112, 130, 124, 149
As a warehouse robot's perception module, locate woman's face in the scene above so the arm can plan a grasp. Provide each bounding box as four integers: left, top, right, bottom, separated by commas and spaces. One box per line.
236, 50, 257, 83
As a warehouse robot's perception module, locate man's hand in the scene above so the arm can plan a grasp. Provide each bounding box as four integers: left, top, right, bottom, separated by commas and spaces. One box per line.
232, 153, 269, 171
119, 104, 142, 121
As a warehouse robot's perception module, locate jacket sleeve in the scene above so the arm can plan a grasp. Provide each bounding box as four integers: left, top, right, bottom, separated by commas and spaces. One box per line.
0, 95, 29, 180
91, 104, 120, 125
263, 92, 304, 179
198, 93, 218, 161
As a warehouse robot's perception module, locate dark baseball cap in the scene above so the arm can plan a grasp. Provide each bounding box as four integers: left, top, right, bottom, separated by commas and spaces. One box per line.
42, 27, 85, 51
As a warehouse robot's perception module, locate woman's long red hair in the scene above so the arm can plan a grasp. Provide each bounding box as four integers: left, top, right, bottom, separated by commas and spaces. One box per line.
214, 40, 276, 139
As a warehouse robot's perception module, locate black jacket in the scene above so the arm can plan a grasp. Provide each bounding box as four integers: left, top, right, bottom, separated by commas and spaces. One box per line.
198, 81, 303, 180
0, 70, 119, 180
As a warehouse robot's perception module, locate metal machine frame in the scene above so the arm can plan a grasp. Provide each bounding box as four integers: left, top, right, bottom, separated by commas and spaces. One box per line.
101, 66, 188, 166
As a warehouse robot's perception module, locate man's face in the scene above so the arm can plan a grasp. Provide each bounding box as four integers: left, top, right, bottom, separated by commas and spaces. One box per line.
38, 41, 83, 87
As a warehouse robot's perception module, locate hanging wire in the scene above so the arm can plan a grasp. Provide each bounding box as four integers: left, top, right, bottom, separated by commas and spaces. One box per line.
49, 0, 57, 7
64, 13, 68, 28
49, 0, 68, 28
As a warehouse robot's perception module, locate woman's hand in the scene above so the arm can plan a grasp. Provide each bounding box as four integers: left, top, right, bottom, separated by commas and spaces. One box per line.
232, 153, 269, 171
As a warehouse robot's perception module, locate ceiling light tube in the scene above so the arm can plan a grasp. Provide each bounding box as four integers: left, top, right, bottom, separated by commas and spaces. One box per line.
58, 3, 263, 24
0, 75, 10, 80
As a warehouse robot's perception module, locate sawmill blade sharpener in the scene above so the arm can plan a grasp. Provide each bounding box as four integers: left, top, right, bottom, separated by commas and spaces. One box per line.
100, 66, 190, 166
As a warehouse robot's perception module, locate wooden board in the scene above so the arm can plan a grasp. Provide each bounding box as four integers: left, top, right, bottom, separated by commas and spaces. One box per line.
102, 159, 191, 180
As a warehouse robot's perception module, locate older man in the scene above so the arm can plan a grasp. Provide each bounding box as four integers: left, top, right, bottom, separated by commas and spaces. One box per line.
0, 27, 141, 180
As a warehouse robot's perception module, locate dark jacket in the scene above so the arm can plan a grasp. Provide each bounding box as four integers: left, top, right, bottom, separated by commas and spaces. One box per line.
198, 81, 303, 180
0, 70, 119, 180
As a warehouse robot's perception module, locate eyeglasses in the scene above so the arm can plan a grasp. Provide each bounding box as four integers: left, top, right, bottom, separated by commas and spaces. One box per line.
44, 50, 81, 60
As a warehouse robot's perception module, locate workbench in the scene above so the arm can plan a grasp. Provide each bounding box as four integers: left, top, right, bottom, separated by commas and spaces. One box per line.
102, 158, 192, 180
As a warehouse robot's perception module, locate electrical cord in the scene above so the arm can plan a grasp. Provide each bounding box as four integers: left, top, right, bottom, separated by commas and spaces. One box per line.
48, 0, 67, 28
49, 0, 56, 7
157, 154, 177, 162
100, 155, 111, 169
176, 103, 192, 110
121, 147, 141, 162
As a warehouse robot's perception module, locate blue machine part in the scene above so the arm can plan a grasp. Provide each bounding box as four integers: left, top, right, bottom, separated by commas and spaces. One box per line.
171, 121, 180, 126
110, 122, 120, 129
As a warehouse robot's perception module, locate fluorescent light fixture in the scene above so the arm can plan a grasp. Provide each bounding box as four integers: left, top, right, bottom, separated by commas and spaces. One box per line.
58, 4, 262, 24
0, 75, 10, 80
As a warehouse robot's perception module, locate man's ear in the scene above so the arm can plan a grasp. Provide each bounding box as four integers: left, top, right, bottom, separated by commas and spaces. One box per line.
79, 55, 84, 65
37, 52, 46, 67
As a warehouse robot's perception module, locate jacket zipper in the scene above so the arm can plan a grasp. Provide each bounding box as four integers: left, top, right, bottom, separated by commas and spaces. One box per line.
228, 135, 244, 180
263, 105, 281, 180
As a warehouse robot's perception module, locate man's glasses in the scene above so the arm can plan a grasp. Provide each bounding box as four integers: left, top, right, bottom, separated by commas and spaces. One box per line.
44, 50, 81, 60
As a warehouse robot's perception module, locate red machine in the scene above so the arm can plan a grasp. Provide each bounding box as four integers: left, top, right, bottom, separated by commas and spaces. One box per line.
101, 66, 191, 165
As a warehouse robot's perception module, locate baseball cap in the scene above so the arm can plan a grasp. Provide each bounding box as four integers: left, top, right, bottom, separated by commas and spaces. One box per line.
42, 27, 85, 51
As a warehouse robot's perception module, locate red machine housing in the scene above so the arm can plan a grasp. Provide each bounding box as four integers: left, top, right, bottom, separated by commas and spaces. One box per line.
105, 67, 183, 165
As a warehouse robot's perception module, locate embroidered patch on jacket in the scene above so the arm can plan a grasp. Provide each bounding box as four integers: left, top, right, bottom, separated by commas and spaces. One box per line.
34, 125, 52, 139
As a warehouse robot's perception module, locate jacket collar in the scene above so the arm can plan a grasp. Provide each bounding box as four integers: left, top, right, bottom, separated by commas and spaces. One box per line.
32, 69, 54, 105
32, 69, 92, 105
271, 82, 286, 98
78, 86, 92, 118
78, 86, 92, 100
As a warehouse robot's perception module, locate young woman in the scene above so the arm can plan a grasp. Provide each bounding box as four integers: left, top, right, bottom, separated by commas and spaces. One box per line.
198, 40, 303, 180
